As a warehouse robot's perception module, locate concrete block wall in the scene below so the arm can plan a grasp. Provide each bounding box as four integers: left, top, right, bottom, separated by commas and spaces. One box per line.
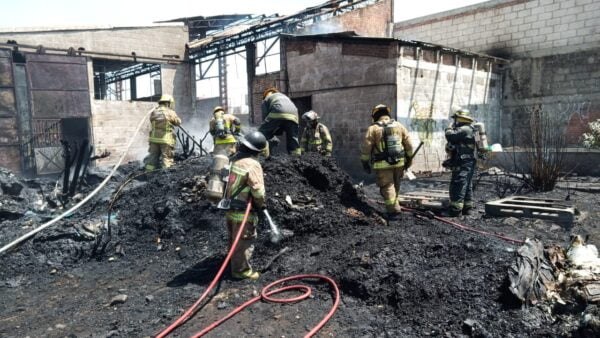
393, 0, 600, 58
396, 49, 503, 172
89, 62, 193, 166
0, 26, 187, 60
502, 48, 600, 146
285, 38, 398, 176
91, 100, 155, 166
312, 85, 397, 177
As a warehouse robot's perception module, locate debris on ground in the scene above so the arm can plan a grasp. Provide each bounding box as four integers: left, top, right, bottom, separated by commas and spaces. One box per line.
1, 154, 600, 336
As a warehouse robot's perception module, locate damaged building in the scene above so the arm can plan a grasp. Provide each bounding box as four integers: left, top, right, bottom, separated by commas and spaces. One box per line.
3, 0, 600, 337
1, 0, 599, 177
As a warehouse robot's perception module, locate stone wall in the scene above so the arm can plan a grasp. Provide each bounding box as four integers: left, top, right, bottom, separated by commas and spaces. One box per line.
393, 0, 600, 58
397, 48, 503, 172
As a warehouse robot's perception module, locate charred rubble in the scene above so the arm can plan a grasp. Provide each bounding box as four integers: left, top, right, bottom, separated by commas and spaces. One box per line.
0, 154, 599, 336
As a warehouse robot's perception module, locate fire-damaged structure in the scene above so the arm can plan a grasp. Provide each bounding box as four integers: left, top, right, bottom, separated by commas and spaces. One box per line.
1, 0, 599, 178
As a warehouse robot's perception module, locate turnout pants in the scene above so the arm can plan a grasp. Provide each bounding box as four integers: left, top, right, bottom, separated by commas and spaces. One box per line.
259, 119, 300, 155
449, 159, 476, 212
375, 167, 404, 214
144, 143, 174, 171
225, 210, 258, 274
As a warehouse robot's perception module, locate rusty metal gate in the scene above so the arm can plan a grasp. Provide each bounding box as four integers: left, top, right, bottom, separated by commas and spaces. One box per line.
26, 53, 92, 175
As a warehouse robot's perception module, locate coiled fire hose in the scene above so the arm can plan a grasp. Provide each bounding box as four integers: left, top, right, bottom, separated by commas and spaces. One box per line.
156, 201, 340, 338
0, 108, 155, 255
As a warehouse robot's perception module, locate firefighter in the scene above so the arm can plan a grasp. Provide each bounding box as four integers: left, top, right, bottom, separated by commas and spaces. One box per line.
443, 109, 478, 217
360, 104, 414, 221
224, 131, 268, 280
259, 87, 301, 155
300, 110, 333, 156
209, 106, 241, 156
144, 94, 181, 171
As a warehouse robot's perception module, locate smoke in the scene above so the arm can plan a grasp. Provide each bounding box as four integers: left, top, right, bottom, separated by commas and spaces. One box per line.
300, 21, 344, 35
179, 116, 213, 153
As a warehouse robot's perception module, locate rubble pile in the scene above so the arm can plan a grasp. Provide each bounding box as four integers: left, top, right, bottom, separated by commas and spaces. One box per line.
1, 155, 599, 336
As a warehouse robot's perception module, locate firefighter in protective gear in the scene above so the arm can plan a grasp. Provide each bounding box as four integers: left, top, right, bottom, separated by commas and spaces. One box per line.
209, 106, 241, 156
443, 108, 477, 217
143, 94, 181, 171
360, 104, 414, 219
225, 131, 268, 280
259, 88, 301, 155
300, 111, 333, 156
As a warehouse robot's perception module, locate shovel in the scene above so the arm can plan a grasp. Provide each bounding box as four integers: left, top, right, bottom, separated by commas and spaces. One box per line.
263, 209, 283, 244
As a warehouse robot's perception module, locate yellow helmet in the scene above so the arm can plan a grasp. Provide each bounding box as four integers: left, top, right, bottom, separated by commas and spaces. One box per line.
213, 106, 225, 114
371, 104, 391, 121
263, 87, 278, 99
159, 94, 175, 106
452, 108, 474, 123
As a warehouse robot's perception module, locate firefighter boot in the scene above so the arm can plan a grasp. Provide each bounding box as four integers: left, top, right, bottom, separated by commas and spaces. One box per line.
232, 269, 260, 281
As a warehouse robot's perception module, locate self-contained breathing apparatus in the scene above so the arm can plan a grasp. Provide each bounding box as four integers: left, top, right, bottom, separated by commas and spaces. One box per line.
373, 121, 405, 165
442, 115, 489, 169
214, 110, 227, 139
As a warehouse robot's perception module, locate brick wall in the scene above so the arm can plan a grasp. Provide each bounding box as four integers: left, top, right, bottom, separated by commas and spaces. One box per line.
0, 26, 187, 60
298, 0, 393, 37
251, 72, 285, 125
393, 0, 600, 58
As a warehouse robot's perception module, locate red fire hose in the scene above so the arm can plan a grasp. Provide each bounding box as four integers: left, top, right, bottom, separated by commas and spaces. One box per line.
156, 201, 340, 338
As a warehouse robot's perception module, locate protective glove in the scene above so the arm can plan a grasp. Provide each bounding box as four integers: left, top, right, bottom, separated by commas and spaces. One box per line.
361, 161, 371, 174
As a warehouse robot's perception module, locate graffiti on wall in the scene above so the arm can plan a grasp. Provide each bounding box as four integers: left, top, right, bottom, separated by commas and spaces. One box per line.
507, 100, 599, 146
409, 101, 437, 146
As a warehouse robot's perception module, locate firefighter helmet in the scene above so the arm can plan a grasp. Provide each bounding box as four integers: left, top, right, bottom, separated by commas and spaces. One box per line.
371, 104, 391, 122
240, 131, 268, 153
302, 110, 319, 122
213, 106, 225, 114
263, 87, 278, 99
452, 108, 474, 123
158, 94, 175, 106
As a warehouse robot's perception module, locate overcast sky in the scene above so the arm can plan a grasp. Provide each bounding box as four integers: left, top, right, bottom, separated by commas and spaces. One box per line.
1, 0, 487, 28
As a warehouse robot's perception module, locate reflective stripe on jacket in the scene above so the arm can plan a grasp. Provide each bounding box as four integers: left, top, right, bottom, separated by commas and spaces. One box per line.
149, 106, 181, 146
226, 156, 266, 210
360, 116, 414, 170
261, 92, 299, 124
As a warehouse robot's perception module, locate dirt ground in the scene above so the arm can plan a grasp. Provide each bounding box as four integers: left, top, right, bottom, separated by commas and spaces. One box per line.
1, 154, 599, 337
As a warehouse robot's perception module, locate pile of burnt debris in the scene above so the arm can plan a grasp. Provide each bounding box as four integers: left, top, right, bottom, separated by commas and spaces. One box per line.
1, 154, 600, 336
